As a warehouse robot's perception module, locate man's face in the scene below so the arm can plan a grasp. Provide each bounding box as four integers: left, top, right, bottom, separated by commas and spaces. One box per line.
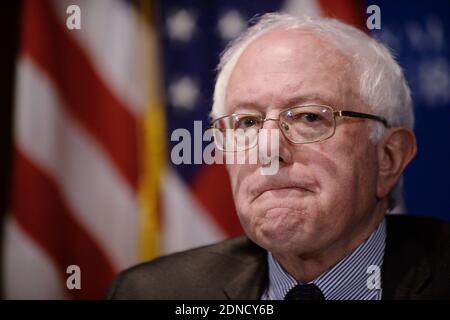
225, 29, 383, 256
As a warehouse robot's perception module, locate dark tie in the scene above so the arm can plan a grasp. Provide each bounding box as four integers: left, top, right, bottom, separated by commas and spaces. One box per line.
284, 283, 325, 300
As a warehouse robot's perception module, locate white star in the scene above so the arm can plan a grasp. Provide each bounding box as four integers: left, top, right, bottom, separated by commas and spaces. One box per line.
405, 17, 444, 52
169, 77, 200, 111
217, 10, 247, 41
418, 58, 450, 107
166, 9, 196, 42
376, 27, 402, 54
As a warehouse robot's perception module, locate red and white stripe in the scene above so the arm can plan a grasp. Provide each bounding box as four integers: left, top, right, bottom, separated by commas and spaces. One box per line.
3, 0, 145, 299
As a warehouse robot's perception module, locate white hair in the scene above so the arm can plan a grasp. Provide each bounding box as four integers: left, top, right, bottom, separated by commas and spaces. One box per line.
211, 13, 414, 142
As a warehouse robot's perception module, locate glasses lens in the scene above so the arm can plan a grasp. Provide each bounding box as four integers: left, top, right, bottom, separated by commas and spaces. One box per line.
280, 105, 334, 143
212, 115, 261, 151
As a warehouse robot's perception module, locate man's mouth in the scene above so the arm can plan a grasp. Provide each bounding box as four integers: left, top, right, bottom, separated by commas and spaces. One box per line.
252, 183, 313, 202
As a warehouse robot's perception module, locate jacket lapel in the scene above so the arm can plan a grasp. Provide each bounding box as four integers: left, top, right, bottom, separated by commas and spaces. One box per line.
223, 241, 268, 299
382, 216, 432, 299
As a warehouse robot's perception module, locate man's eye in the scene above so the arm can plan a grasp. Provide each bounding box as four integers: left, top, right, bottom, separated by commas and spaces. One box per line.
294, 113, 321, 122
302, 113, 319, 122
236, 116, 258, 129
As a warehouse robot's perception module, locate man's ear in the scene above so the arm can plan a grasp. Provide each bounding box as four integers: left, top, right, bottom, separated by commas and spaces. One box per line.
376, 127, 417, 199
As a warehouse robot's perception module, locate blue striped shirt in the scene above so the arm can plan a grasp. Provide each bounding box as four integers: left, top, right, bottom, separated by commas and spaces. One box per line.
261, 219, 386, 300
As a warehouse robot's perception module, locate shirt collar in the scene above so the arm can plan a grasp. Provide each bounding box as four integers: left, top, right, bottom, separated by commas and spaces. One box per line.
262, 218, 386, 300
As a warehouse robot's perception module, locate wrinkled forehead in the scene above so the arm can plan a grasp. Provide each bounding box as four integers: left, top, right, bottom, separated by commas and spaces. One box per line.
225, 29, 361, 113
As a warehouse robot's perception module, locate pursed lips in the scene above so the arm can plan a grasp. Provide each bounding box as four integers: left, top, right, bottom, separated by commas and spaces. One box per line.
251, 183, 313, 202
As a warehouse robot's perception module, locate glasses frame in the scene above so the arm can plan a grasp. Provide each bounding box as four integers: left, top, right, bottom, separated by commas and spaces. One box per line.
209, 104, 389, 151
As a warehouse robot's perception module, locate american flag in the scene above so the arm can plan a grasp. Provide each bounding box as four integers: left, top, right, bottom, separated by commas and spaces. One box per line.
5, 0, 152, 299
3, 0, 449, 299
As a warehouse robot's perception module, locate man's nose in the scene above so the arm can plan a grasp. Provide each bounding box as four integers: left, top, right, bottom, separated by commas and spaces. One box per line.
260, 117, 292, 147
259, 118, 279, 154
258, 118, 292, 166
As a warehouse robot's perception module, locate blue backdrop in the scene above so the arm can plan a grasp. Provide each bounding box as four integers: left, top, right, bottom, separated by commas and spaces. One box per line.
368, 1, 450, 221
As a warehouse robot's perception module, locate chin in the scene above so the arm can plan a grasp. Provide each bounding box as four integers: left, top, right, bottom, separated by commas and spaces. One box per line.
253, 230, 311, 254
243, 206, 327, 254
249, 215, 307, 251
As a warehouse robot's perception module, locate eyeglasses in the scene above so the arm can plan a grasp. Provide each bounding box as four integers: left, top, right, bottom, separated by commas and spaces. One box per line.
210, 104, 389, 152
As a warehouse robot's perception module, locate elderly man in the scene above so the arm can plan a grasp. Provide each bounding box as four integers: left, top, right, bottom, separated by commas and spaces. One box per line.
107, 13, 450, 300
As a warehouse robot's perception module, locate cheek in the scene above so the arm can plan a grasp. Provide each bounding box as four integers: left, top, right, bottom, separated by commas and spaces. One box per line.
225, 164, 238, 192
295, 132, 358, 201
225, 147, 260, 189
226, 163, 256, 209
314, 126, 378, 211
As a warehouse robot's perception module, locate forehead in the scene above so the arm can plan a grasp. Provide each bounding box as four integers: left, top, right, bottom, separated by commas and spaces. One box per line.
225, 29, 360, 113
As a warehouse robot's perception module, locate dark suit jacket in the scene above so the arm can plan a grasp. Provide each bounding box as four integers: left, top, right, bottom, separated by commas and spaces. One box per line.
106, 215, 450, 300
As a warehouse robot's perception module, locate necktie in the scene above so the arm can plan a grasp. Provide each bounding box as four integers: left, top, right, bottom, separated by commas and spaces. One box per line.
284, 283, 325, 300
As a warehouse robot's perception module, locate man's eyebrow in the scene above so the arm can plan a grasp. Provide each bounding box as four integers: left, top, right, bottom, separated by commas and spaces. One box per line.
282, 94, 336, 107
229, 93, 337, 113
229, 103, 265, 114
